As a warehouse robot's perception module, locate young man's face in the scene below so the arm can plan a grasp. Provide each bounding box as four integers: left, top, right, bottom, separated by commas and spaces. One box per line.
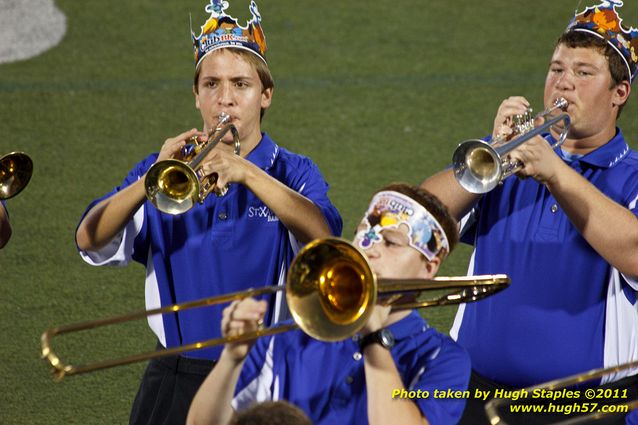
353, 220, 435, 280
543, 44, 629, 142
194, 49, 272, 149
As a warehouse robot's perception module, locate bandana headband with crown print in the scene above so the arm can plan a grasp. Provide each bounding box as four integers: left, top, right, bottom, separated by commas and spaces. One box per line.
356, 191, 450, 261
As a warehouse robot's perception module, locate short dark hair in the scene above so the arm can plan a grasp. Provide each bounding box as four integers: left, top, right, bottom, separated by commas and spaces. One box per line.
556, 30, 630, 116
193, 48, 275, 120
374, 183, 459, 258
228, 401, 312, 425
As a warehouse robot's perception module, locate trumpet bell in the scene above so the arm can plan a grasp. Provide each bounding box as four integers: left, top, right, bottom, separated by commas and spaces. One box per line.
452, 98, 570, 194
452, 139, 502, 194
145, 159, 200, 215
0, 152, 33, 200
144, 114, 240, 215
286, 238, 377, 342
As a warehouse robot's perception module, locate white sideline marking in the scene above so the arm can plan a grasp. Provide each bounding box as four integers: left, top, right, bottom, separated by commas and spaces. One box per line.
0, 0, 67, 64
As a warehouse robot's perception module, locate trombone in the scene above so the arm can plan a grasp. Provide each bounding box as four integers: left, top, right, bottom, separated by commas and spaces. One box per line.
0, 152, 33, 200
452, 98, 570, 194
144, 112, 240, 215
485, 360, 638, 425
41, 237, 510, 380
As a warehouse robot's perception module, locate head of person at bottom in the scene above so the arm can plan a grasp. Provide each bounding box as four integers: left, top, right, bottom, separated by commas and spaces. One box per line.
227, 400, 312, 425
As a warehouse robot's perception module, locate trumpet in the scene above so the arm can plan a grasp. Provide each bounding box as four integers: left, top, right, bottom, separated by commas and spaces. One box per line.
452, 97, 570, 194
41, 237, 510, 380
0, 152, 33, 200
144, 113, 240, 215
485, 360, 638, 425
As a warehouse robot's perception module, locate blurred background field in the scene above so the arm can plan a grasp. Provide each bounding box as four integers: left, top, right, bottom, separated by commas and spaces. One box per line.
1, 1, 638, 423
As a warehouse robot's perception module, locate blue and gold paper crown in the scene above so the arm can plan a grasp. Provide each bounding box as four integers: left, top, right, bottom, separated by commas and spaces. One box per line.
566, 0, 638, 83
191, 0, 267, 68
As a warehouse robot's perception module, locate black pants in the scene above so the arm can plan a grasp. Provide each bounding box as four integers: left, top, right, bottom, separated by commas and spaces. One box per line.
129, 348, 216, 425
459, 370, 638, 425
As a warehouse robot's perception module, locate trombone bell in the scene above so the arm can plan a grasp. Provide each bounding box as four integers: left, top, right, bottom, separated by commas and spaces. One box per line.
0, 152, 33, 200
286, 238, 377, 342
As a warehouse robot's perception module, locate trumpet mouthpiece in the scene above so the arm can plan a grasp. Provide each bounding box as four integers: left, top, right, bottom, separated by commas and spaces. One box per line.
214, 112, 231, 132
218, 112, 230, 124
554, 97, 568, 110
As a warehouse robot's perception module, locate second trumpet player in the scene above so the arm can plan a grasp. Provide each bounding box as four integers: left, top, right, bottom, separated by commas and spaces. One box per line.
421, 2, 638, 424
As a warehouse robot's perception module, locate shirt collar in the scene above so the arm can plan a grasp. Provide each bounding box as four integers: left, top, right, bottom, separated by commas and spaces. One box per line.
386, 310, 429, 341
550, 128, 630, 169
245, 132, 279, 171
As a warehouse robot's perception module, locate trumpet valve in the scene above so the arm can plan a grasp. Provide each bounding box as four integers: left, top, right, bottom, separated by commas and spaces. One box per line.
180, 136, 202, 160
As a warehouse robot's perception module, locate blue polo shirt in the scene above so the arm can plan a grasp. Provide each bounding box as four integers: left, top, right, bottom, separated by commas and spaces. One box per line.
451, 129, 638, 387
78, 133, 342, 360
233, 311, 471, 425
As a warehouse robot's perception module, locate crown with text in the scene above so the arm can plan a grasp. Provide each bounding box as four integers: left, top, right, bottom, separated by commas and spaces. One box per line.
191, 0, 267, 68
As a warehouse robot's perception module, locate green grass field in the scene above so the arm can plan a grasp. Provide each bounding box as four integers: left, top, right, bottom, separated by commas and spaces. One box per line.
2, 1, 638, 423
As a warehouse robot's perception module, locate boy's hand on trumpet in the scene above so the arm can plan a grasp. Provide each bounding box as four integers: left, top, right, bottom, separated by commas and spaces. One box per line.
155, 128, 207, 163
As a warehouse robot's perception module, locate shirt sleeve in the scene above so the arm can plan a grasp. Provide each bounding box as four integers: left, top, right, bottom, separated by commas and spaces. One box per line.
76, 155, 155, 266
622, 177, 638, 288
459, 210, 476, 244
232, 333, 278, 411
411, 334, 472, 425
285, 156, 343, 238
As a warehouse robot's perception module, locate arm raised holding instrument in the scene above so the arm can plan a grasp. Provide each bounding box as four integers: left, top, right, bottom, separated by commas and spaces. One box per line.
194, 143, 333, 245
75, 128, 201, 251
187, 298, 268, 425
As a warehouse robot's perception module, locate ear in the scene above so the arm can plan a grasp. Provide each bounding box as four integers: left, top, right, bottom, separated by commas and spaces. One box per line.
612, 80, 631, 108
193, 85, 201, 110
261, 87, 273, 110
422, 256, 441, 279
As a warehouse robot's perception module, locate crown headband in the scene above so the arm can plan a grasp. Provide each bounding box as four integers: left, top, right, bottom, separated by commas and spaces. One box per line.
565, 0, 638, 83
191, 0, 267, 68
356, 191, 450, 261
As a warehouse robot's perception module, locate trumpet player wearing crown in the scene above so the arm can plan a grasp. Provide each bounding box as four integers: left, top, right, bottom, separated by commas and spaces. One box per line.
187, 183, 472, 425
74, 1, 342, 424
422, 1, 638, 424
